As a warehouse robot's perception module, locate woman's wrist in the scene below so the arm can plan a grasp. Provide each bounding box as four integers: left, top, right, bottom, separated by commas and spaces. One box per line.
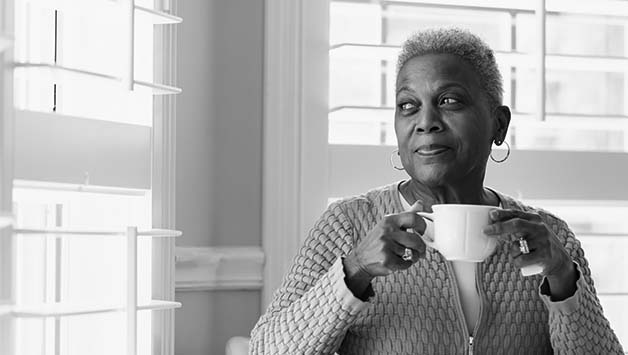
546, 260, 577, 301
342, 255, 374, 299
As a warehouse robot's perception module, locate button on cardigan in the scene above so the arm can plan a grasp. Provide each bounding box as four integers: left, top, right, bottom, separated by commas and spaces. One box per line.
250, 183, 624, 354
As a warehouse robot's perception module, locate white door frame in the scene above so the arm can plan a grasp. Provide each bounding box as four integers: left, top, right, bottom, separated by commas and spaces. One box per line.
262, 0, 330, 308
0, 0, 15, 353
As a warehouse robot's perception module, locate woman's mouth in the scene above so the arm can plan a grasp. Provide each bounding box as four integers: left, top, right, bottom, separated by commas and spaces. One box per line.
415, 144, 450, 156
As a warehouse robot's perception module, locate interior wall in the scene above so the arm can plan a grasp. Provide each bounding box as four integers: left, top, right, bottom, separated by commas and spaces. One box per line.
174, 0, 264, 354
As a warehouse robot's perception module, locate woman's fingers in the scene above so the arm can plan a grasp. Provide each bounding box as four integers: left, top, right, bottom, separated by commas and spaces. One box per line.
489, 208, 542, 223
389, 231, 426, 254
480, 209, 573, 278
511, 251, 546, 270
483, 218, 541, 241
374, 230, 426, 273
385, 239, 420, 265
351, 211, 431, 277
384, 212, 428, 235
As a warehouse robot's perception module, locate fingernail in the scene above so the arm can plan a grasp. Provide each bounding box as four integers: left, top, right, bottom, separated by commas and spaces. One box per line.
483, 225, 495, 234
490, 210, 499, 219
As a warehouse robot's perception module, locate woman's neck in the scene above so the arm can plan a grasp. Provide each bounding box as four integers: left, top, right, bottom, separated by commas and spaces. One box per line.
399, 178, 499, 210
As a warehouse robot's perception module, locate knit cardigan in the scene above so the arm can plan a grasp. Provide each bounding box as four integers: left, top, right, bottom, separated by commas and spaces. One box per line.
250, 183, 624, 354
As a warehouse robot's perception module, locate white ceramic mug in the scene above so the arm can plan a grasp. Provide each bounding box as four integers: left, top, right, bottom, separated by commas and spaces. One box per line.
415, 204, 499, 262
414, 204, 544, 275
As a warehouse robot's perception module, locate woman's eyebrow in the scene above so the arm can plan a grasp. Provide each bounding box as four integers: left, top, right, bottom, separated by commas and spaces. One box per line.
433, 82, 470, 93
396, 85, 414, 95
396, 82, 471, 96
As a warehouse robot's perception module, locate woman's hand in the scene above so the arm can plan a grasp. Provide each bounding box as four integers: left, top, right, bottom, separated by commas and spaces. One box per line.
483, 209, 577, 300
343, 204, 427, 297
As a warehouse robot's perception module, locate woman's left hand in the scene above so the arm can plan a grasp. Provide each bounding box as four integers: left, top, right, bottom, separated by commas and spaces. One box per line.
483, 209, 573, 278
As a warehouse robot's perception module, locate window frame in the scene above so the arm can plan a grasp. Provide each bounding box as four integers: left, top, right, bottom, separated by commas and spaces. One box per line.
324, 0, 628, 348
0, 0, 180, 354
262, 0, 330, 307
150, 0, 178, 352
0, 0, 16, 353
263, 0, 628, 323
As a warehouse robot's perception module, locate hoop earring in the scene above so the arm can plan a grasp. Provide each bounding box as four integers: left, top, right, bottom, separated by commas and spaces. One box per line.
390, 149, 405, 170
490, 140, 510, 163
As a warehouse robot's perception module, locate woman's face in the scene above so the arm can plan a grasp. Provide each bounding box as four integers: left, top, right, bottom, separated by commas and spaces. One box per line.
395, 53, 500, 187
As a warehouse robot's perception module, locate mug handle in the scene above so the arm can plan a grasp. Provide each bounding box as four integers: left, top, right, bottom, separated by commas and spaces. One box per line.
414, 212, 437, 250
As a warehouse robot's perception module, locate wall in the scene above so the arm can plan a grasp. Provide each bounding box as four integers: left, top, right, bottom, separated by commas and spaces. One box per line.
174, 0, 264, 354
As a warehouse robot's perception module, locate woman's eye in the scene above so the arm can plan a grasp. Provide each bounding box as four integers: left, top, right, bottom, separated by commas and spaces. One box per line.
399, 102, 416, 112
442, 97, 460, 105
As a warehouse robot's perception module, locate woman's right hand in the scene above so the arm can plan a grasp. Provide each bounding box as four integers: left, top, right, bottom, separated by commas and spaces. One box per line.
343, 205, 427, 297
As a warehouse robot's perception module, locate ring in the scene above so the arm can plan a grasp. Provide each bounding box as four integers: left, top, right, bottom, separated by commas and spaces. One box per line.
402, 248, 413, 261
518, 237, 530, 255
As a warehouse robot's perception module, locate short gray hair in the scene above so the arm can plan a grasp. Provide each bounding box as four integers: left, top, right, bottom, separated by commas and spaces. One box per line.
397, 28, 504, 108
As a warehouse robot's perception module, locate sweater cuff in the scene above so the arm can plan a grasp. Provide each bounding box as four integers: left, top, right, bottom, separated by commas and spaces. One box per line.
329, 257, 371, 315
538, 261, 585, 314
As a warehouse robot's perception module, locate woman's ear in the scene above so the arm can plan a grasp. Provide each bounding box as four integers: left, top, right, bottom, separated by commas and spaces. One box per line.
493, 105, 511, 143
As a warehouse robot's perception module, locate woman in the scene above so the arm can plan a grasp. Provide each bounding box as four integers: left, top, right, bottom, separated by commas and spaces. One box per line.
249, 28, 623, 354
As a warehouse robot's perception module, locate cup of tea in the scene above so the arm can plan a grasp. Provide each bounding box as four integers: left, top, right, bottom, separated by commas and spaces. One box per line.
415, 204, 499, 262
414, 204, 544, 275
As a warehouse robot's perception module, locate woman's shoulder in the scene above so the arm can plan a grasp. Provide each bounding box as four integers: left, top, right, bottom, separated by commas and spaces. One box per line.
330, 182, 403, 217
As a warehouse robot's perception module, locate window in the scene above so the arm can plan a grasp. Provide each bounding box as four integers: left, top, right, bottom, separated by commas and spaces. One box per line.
329, 0, 628, 151
1, 0, 182, 354
328, 0, 628, 350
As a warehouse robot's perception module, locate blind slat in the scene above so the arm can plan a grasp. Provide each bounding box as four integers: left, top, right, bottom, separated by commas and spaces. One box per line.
135, 5, 182, 24
329, 145, 628, 200
350, 0, 628, 17
11, 300, 182, 318
15, 110, 151, 189
13, 228, 182, 237
14, 63, 182, 95
330, 44, 628, 72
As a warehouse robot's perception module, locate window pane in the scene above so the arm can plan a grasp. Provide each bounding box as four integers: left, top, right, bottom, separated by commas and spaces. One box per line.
599, 296, 628, 349
526, 201, 628, 348
527, 202, 628, 235
60, 313, 125, 355
329, 56, 382, 108
546, 70, 626, 116
330, 2, 382, 45
14, 1, 155, 126
16, 318, 46, 355
579, 236, 628, 294
511, 114, 628, 152
56, 74, 153, 126
13, 183, 153, 355
517, 12, 628, 57
513, 67, 536, 113
546, 14, 627, 57
58, 5, 125, 78
14, 2, 55, 64
383, 4, 511, 51
329, 109, 393, 145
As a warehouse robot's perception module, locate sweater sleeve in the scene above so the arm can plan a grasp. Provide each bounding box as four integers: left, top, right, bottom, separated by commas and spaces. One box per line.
249, 201, 371, 355
539, 217, 624, 354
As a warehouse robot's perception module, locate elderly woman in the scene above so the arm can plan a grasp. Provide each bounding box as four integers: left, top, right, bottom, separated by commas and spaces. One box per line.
249, 28, 623, 354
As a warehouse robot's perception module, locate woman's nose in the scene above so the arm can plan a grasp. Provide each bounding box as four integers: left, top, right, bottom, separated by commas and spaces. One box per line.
414, 105, 444, 133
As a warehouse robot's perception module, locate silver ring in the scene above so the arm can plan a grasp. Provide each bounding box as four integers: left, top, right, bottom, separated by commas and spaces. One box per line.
518, 237, 530, 255
402, 248, 413, 261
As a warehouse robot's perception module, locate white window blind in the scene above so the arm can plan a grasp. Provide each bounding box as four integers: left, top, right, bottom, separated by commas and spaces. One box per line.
328, 0, 628, 350
0, 0, 182, 354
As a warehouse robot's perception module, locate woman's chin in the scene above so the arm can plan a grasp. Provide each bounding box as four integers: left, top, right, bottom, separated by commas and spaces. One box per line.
409, 168, 452, 186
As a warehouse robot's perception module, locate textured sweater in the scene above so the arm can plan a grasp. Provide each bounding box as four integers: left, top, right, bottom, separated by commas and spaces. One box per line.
250, 183, 624, 354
